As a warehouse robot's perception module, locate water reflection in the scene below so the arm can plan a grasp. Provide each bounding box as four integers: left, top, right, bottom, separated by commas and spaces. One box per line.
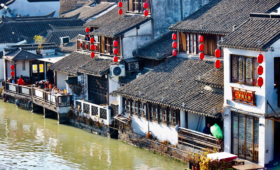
0, 101, 186, 170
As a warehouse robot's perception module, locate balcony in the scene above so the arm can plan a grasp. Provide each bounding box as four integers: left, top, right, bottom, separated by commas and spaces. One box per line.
75, 100, 111, 125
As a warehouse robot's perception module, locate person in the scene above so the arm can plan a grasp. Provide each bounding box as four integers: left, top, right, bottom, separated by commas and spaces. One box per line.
17, 75, 25, 85
203, 123, 212, 135
51, 86, 58, 94
46, 79, 52, 90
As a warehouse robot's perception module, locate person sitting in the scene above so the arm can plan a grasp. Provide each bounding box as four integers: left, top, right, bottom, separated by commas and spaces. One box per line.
203, 123, 212, 135
46, 79, 52, 90
17, 75, 25, 85
51, 86, 58, 94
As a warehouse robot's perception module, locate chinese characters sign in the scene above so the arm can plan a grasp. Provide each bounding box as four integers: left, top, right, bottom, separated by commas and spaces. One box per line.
231, 87, 256, 106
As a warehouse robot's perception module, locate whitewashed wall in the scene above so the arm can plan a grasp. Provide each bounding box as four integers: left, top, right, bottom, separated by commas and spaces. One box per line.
109, 76, 119, 104
15, 60, 29, 77
0, 0, 60, 17
57, 72, 67, 90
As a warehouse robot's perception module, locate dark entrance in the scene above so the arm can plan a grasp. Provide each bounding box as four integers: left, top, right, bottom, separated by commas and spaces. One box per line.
274, 121, 280, 161
88, 75, 108, 105
30, 61, 45, 83
46, 62, 54, 84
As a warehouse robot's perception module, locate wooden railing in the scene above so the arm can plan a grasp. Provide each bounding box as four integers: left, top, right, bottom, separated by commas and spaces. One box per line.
178, 127, 223, 151
75, 100, 111, 125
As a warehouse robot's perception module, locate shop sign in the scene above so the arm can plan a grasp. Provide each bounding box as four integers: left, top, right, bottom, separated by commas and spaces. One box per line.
231, 87, 256, 106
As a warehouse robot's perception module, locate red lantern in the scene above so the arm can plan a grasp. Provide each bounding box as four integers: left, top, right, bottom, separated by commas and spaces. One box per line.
258, 54, 263, 63
114, 56, 118, 63
144, 10, 148, 16
10, 65, 14, 70
119, 9, 123, 15
143, 2, 148, 9
199, 35, 204, 43
199, 44, 204, 51
199, 53, 204, 60
80, 43, 82, 48
90, 44, 94, 51
91, 52, 95, 58
85, 27, 90, 33
172, 41, 177, 49
215, 49, 221, 58
258, 66, 263, 75
85, 44, 88, 49
172, 33, 177, 40
95, 45, 98, 51
118, 1, 123, 7
113, 40, 118, 47
90, 37, 94, 43
258, 77, 264, 87
114, 48, 118, 55
215, 60, 221, 68
172, 49, 177, 57
11, 71, 15, 77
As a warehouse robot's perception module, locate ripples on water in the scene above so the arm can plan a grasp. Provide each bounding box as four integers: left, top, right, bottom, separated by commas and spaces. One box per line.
0, 101, 186, 170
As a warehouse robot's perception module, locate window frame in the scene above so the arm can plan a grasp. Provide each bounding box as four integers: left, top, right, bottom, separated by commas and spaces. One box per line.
230, 54, 259, 86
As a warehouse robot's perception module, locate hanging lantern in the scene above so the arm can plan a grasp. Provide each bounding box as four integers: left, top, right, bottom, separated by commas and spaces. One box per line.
257, 77, 264, 87
114, 56, 118, 63
172, 49, 177, 57
90, 44, 95, 51
143, 2, 148, 9
119, 9, 123, 15
215, 60, 221, 68
95, 45, 98, 51
11, 71, 15, 77
91, 52, 95, 58
215, 49, 221, 58
144, 10, 148, 16
85, 27, 90, 33
258, 54, 263, 63
85, 44, 88, 49
10, 65, 14, 70
90, 37, 94, 43
118, 1, 123, 7
199, 44, 204, 51
80, 43, 82, 48
199, 35, 204, 43
114, 48, 118, 55
258, 66, 263, 75
172, 41, 177, 49
113, 40, 118, 47
172, 33, 177, 40
199, 53, 204, 60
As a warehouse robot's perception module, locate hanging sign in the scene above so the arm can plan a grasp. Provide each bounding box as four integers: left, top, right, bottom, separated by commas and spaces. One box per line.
231, 87, 256, 106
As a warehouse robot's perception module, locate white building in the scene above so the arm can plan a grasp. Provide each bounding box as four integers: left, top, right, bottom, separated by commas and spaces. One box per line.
220, 13, 280, 167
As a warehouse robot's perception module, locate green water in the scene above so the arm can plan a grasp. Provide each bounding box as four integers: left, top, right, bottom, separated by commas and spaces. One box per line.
0, 101, 186, 170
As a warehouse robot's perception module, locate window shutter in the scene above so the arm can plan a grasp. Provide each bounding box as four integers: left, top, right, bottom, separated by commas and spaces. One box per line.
239, 57, 244, 81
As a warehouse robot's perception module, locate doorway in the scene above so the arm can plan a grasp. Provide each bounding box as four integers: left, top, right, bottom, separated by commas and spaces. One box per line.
30, 61, 45, 83
274, 121, 280, 161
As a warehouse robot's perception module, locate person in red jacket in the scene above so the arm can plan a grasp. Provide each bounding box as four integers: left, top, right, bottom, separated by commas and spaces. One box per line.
17, 75, 25, 85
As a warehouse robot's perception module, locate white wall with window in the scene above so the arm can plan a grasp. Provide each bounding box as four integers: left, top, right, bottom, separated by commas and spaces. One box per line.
57, 72, 67, 90
16, 61, 29, 77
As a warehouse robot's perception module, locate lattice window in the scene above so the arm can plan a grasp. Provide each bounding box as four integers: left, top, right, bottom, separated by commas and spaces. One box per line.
92, 106, 98, 116
163, 108, 167, 124
150, 104, 153, 120
168, 109, 172, 125
154, 105, 158, 122
83, 103, 90, 114
159, 106, 162, 123
100, 108, 107, 119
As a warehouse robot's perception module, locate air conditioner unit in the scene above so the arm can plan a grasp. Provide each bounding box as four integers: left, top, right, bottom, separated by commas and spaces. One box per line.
110, 64, 125, 77
60, 36, 70, 45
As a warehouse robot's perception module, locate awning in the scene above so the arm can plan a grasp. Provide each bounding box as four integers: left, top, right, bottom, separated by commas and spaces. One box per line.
37, 56, 65, 63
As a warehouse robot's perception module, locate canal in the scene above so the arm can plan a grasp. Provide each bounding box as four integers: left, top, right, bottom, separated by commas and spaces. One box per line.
0, 101, 186, 170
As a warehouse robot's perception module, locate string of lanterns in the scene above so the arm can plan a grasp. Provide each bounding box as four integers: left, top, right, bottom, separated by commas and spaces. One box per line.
143, 1, 148, 16
214, 48, 221, 68
172, 33, 177, 57
118, 1, 123, 15
113, 40, 118, 62
199, 35, 204, 60
257, 54, 264, 87
11, 65, 15, 77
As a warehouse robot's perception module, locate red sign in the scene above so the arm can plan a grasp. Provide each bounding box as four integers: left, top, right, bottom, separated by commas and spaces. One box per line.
231, 87, 256, 106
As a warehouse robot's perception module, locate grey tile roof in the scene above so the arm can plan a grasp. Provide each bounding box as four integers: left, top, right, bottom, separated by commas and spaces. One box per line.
196, 64, 224, 89
0, 16, 85, 43
45, 25, 86, 46
61, 2, 115, 21
3, 49, 43, 61
49, 51, 93, 75
92, 15, 150, 38
219, 14, 280, 51
84, 2, 128, 27
78, 56, 115, 76
169, 0, 280, 35
133, 32, 173, 60
112, 58, 224, 118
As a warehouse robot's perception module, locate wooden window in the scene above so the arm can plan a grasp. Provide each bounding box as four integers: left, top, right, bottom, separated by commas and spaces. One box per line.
154, 105, 158, 122
150, 104, 153, 120
128, 0, 151, 13
179, 32, 187, 52
186, 33, 198, 54
139, 102, 146, 118
163, 107, 168, 124
231, 55, 259, 86
159, 106, 162, 123
232, 112, 259, 162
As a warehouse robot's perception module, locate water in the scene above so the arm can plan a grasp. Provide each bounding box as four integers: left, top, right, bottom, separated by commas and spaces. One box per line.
0, 101, 186, 170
